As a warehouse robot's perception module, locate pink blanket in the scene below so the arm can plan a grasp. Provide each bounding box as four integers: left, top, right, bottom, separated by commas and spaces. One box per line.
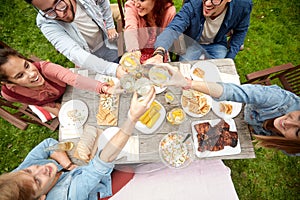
110, 160, 238, 200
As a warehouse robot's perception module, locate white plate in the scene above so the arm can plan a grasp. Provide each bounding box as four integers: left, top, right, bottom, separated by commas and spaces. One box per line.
190, 61, 222, 82
181, 93, 213, 118
135, 100, 166, 134
191, 119, 241, 158
212, 100, 242, 119
59, 100, 88, 128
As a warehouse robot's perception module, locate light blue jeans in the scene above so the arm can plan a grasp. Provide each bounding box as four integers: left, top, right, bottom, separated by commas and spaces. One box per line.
179, 43, 227, 61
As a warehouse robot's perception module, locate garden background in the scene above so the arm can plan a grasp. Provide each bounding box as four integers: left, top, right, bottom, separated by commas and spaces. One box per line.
0, 0, 299, 199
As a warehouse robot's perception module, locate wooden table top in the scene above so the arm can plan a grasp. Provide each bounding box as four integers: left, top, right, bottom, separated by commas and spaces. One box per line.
60, 58, 255, 165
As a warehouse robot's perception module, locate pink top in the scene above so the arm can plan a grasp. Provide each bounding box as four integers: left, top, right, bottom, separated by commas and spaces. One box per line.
1, 61, 107, 107
124, 0, 176, 52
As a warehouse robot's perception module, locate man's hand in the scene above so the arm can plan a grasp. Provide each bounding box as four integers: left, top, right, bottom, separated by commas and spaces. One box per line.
144, 54, 164, 64
107, 28, 118, 41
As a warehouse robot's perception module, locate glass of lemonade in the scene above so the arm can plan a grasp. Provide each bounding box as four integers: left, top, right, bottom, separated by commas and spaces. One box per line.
44, 141, 74, 152
120, 52, 142, 77
148, 65, 171, 86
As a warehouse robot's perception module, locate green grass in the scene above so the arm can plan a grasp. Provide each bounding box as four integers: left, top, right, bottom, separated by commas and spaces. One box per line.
0, 0, 299, 199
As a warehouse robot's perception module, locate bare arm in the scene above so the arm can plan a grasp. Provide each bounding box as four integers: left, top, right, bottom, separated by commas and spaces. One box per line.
100, 87, 156, 162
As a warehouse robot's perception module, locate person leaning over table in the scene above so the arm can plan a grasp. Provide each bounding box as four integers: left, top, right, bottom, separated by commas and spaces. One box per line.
0, 87, 156, 200
123, 0, 176, 63
161, 64, 300, 155
0, 48, 122, 117
24, 0, 126, 78
145, 0, 253, 64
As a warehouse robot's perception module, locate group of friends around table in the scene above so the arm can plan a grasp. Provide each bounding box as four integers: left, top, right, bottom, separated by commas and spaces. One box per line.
0, 0, 299, 199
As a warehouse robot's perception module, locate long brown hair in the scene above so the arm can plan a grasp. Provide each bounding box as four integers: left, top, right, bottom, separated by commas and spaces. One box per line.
254, 135, 300, 155
147, 0, 174, 27
0, 171, 37, 200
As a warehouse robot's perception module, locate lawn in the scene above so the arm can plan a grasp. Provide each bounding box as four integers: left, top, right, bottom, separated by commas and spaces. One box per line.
0, 0, 299, 199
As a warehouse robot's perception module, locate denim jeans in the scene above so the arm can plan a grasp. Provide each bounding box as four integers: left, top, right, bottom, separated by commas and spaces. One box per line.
94, 44, 119, 63
201, 43, 228, 59
179, 43, 227, 61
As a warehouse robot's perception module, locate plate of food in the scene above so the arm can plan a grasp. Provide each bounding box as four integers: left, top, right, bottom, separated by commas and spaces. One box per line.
135, 100, 166, 134
181, 89, 212, 117
59, 100, 89, 128
212, 100, 242, 119
95, 74, 120, 126
159, 131, 194, 169
190, 60, 221, 82
191, 119, 241, 158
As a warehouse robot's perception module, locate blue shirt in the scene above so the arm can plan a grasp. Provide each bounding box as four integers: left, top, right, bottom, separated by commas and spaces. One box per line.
14, 138, 114, 200
155, 0, 253, 59
216, 83, 300, 136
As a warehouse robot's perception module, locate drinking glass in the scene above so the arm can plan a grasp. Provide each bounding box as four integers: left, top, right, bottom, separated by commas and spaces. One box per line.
148, 65, 171, 87
135, 77, 152, 96
44, 141, 74, 152
120, 74, 136, 94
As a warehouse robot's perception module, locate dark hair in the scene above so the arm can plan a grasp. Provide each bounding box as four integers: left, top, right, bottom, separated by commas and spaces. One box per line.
0, 172, 37, 200
147, 0, 174, 27
0, 48, 21, 82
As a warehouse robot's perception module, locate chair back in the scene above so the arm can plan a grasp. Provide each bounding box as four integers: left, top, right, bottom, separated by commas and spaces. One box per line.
244, 63, 300, 96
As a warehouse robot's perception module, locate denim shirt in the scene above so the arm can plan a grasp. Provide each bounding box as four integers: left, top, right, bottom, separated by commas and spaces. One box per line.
155, 0, 252, 59
36, 0, 118, 77
14, 138, 114, 200
216, 83, 300, 136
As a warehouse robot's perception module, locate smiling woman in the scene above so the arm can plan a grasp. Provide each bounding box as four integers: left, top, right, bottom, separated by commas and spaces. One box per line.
0, 48, 118, 116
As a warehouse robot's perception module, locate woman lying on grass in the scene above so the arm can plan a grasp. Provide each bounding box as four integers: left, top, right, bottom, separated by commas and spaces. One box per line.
162, 64, 300, 155
0, 48, 121, 116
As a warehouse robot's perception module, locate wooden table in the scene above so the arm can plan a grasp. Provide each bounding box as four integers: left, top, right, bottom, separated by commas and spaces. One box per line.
60, 58, 255, 165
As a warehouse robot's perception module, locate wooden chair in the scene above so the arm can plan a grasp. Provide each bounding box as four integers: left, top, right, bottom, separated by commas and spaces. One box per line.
244, 63, 300, 96
116, 0, 186, 60
0, 41, 59, 131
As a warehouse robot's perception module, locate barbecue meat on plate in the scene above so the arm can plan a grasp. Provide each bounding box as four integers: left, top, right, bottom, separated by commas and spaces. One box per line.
194, 120, 238, 152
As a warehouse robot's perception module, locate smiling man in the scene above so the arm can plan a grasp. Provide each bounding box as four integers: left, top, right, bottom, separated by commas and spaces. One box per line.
146, 0, 253, 62
24, 0, 126, 78
0, 88, 156, 200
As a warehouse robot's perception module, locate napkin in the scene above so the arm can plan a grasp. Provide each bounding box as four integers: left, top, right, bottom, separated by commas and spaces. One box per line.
98, 127, 139, 161
28, 105, 56, 123
219, 73, 240, 84
60, 126, 83, 140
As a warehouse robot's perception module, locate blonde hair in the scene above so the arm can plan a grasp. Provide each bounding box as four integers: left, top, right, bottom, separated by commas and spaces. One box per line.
254, 135, 300, 155
0, 171, 37, 200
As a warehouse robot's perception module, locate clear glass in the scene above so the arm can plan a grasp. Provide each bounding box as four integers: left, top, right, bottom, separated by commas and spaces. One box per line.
120, 74, 136, 93
164, 91, 176, 104
44, 141, 74, 152
135, 77, 152, 96
148, 65, 171, 87
119, 52, 142, 78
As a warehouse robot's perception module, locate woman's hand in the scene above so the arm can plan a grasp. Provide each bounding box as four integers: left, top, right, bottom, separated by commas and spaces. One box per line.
129, 87, 156, 122
158, 63, 190, 89
144, 54, 164, 64
107, 28, 119, 40
102, 84, 125, 95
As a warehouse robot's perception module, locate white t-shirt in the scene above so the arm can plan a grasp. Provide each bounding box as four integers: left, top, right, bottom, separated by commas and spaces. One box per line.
200, 7, 228, 44
74, 4, 104, 51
